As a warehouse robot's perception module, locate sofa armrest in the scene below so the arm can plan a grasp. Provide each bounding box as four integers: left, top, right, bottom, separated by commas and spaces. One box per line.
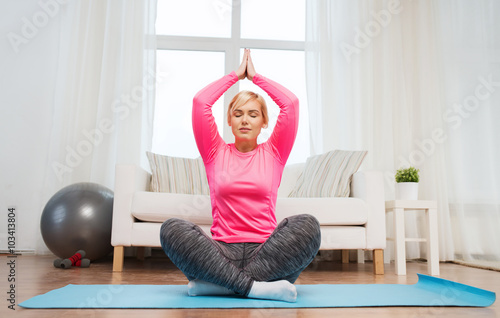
111, 164, 151, 246
350, 170, 386, 249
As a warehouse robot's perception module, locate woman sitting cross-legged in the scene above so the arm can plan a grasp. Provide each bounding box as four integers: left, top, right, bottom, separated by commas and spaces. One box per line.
160, 49, 321, 303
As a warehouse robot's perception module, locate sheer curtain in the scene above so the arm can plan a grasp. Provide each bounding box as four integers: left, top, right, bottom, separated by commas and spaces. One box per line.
306, 0, 500, 262
37, 0, 157, 254
436, 1, 500, 262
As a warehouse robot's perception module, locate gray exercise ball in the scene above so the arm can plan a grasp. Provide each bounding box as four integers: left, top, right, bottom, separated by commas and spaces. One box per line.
41, 182, 114, 261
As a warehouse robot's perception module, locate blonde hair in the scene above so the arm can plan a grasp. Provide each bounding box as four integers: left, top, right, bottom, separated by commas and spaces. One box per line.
227, 90, 268, 126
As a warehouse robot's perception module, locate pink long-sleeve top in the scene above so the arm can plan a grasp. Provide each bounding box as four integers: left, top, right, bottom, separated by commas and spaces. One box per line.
192, 71, 299, 243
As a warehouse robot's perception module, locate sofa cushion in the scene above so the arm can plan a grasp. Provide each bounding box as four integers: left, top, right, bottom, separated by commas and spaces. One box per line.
319, 226, 367, 249
275, 197, 368, 225
289, 150, 367, 198
146, 151, 209, 195
132, 192, 213, 224
132, 192, 368, 226
278, 163, 305, 197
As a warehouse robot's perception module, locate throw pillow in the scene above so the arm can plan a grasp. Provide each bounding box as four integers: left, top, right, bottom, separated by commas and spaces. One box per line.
146, 151, 210, 195
288, 150, 367, 198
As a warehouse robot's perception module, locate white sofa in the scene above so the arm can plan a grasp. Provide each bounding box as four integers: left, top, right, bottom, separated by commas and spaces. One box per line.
111, 163, 386, 274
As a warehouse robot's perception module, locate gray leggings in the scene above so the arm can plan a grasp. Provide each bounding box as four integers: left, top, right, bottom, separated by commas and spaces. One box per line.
160, 214, 321, 296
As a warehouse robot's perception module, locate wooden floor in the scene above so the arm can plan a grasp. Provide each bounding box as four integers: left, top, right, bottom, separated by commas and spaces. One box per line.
1, 253, 499, 317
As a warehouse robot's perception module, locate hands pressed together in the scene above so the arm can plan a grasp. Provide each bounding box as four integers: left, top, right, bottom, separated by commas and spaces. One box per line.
236, 48, 256, 81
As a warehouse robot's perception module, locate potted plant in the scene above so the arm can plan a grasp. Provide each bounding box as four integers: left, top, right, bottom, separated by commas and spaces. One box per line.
395, 166, 420, 200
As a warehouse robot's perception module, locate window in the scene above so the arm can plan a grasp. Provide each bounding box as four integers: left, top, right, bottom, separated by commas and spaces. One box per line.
240, 0, 305, 41
153, 50, 225, 158
156, 0, 231, 38
153, 0, 309, 164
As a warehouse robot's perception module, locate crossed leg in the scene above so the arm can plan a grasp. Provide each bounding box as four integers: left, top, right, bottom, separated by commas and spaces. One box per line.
160, 214, 321, 302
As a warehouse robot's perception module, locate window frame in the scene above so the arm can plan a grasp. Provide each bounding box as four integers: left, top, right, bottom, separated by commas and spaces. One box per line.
156, 0, 305, 144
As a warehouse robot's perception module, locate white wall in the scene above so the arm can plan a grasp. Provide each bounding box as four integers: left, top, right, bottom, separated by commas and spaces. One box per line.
0, 0, 61, 252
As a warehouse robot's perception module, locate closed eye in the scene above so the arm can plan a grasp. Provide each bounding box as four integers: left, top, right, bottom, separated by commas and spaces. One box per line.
233, 110, 259, 118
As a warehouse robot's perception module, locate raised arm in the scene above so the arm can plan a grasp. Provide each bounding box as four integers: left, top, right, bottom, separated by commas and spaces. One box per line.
247, 52, 299, 164
192, 72, 238, 163
192, 51, 249, 162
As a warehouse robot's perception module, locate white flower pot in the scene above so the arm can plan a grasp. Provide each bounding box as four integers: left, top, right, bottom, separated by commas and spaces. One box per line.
395, 182, 419, 200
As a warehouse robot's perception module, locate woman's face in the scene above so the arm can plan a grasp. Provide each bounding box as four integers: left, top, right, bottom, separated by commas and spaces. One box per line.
229, 99, 267, 142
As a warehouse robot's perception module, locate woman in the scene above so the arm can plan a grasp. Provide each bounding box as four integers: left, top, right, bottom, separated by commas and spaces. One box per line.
160, 49, 321, 302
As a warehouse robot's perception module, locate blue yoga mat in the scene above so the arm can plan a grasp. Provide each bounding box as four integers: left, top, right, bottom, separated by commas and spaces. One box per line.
19, 274, 495, 309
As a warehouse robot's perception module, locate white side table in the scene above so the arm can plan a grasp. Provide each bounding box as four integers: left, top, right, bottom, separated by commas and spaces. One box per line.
385, 200, 439, 276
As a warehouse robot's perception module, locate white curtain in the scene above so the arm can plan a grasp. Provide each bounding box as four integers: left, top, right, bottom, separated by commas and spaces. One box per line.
435, 1, 500, 261
37, 0, 157, 253
306, 0, 500, 262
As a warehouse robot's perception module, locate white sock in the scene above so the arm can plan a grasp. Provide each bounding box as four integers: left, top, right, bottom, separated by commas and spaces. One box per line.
247, 280, 297, 303
187, 279, 235, 296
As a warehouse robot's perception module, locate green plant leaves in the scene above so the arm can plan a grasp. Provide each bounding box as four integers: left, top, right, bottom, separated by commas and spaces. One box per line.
395, 166, 420, 183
